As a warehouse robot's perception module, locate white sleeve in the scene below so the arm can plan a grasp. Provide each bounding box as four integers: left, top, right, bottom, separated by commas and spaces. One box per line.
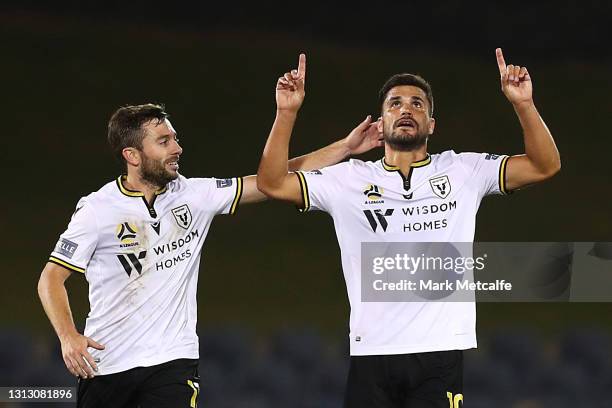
295, 162, 349, 213
49, 199, 98, 274
457, 152, 511, 198
190, 177, 243, 215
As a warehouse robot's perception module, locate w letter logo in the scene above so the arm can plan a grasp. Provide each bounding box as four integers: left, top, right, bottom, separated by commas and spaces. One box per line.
117, 251, 147, 277
363, 209, 394, 232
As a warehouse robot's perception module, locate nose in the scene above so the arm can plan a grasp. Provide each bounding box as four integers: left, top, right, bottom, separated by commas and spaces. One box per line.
399, 104, 413, 116
173, 139, 183, 156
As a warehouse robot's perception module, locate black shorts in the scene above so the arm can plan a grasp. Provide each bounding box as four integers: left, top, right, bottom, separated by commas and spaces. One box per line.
343, 350, 464, 408
77, 358, 200, 408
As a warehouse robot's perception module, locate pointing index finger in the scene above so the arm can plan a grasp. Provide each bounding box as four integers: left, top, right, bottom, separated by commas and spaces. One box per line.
495, 48, 506, 75
297, 53, 306, 80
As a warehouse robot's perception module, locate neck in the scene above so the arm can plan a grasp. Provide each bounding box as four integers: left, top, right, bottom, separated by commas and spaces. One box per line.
124, 171, 163, 203
383, 143, 429, 176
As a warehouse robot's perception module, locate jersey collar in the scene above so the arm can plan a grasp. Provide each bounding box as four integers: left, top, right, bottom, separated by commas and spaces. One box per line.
116, 175, 168, 197
381, 154, 431, 171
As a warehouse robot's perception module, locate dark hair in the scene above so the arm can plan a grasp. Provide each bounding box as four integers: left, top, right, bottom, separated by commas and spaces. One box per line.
107, 103, 169, 165
378, 73, 434, 117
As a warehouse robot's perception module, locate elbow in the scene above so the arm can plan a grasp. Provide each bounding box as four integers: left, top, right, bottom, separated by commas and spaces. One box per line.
256, 181, 283, 200
256, 176, 277, 198
255, 169, 286, 199
37, 272, 48, 301
545, 156, 562, 179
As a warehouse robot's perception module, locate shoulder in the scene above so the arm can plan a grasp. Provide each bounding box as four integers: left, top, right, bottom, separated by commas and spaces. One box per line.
76, 179, 119, 209
435, 150, 488, 168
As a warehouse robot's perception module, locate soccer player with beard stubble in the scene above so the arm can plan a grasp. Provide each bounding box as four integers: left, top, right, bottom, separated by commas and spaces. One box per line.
37, 103, 382, 407
257, 51, 561, 407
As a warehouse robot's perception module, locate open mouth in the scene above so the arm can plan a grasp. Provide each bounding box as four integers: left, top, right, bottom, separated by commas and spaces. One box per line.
395, 118, 417, 130
166, 159, 180, 170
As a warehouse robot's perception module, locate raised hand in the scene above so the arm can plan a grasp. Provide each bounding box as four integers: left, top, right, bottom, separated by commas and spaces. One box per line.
496, 48, 533, 106
345, 115, 384, 155
276, 54, 306, 113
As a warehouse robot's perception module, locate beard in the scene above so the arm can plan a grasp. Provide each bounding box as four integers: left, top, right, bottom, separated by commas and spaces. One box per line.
384, 126, 429, 152
139, 154, 177, 188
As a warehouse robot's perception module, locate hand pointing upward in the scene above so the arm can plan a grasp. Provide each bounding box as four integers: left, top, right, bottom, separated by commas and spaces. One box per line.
496, 48, 533, 106
276, 53, 307, 113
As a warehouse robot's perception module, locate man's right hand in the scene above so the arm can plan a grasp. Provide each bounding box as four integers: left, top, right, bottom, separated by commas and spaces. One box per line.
60, 331, 104, 379
276, 53, 306, 113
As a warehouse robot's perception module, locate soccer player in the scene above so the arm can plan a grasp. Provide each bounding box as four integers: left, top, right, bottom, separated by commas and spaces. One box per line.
37, 103, 382, 408
256, 51, 560, 407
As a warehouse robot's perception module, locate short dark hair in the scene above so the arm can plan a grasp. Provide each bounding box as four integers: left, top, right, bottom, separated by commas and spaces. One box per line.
107, 103, 169, 165
378, 73, 434, 117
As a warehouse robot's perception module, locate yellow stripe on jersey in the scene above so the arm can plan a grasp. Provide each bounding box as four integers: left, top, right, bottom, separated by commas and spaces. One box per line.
49, 256, 85, 274
116, 176, 167, 197
411, 155, 432, 167
295, 171, 310, 212
187, 380, 199, 408
229, 177, 243, 215
499, 156, 510, 195
382, 155, 431, 171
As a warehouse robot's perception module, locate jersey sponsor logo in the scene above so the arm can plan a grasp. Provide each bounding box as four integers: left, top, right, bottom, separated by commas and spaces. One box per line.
485, 153, 500, 160
54, 238, 78, 259
150, 221, 161, 235
152, 230, 200, 256
363, 209, 394, 232
429, 175, 451, 199
403, 219, 448, 232
363, 184, 385, 204
216, 178, 233, 188
153, 230, 200, 271
116, 222, 140, 248
117, 251, 147, 277
155, 249, 193, 271
172, 204, 193, 229
401, 201, 457, 216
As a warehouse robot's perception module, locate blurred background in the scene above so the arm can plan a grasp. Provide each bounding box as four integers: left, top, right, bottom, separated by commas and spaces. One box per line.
1, 1, 611, 406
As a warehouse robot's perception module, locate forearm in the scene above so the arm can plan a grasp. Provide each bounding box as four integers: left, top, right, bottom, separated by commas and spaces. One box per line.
513, 101, 560, 175
288, 138, 350, 171
38, 275, 78, 340
258, 110, 298, 189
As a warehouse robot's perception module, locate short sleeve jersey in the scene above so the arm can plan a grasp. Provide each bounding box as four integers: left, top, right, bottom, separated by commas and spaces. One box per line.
296, 151, 510, 355
49, 174, 243, 375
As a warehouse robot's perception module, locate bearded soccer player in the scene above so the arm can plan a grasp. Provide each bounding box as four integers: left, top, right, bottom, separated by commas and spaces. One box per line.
37, 103, 382, 408
257, 51, 560, 407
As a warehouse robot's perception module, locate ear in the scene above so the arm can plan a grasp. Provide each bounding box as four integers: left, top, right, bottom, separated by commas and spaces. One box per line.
377, 117, 383, 133
427, 117, 436, 135
122, 148, 141, 167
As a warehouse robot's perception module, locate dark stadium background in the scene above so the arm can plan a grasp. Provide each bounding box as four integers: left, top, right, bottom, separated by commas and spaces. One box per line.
1, 1, 610, 407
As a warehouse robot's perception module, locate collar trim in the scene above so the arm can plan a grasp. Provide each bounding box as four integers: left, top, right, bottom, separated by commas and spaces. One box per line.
116, 176, 168, 197
381, 154, 431, 171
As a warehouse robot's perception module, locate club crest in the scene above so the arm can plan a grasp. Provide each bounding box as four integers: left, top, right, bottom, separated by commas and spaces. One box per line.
429, 175, 451, 199
172, 204, 193, 229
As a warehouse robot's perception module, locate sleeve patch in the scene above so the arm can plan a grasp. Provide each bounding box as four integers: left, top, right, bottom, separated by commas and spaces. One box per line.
216, 178, 233, 188
54, 238, 79, 259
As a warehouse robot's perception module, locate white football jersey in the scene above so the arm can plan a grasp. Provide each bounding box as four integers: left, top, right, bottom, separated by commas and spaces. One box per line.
296, 151, 510, 355
49, 174, 243, 375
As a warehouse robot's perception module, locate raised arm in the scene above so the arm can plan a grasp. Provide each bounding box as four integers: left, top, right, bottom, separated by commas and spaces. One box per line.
495, 48, 561, 191
241, 113, 382, 204
255, 53, 309, 205
38, 263, 104, 379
